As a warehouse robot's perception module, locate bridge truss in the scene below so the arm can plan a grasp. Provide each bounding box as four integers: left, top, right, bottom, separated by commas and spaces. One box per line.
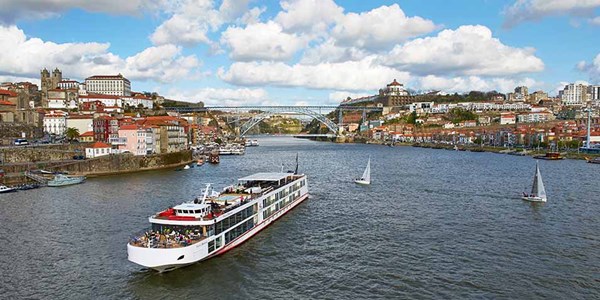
165, 105, 383, 136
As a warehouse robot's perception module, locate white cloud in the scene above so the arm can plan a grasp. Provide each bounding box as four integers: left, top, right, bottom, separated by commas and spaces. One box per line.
417, 75, 538, 93
239, 7, 265, 25
0, 25, 199, 83
300, 39, 368, 65
0, 0, 164, 24
590, 16, 600, 25
275, 0, 344, 34
165, 87, 271, 106
220, 21, 306, 61
331, 4, 436, 50
218, 56, 410, 91
504, 0, 600, 27
383, 25, 544, 76
219, 0, 251, 21
150, 0, 221, 47
577, 53, 600, 83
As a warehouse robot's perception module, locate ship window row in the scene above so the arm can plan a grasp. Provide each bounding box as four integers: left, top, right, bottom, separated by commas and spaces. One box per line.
264, 190, 301, 212
224, 218, 255, 244
214, 206, 256, 235
208, 236, 222, 253
176, 208, 208, 214
262, 191, 301, 219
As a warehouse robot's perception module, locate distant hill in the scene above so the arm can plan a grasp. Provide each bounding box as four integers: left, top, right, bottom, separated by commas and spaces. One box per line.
161, 99, 204, 108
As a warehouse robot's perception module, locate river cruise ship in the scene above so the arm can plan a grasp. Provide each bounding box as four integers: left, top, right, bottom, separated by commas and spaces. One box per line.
127, 172, 309, 272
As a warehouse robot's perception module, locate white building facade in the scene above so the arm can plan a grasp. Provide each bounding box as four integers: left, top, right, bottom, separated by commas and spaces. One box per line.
43, 110, 68, 135
66, 115, 94, 135
559, 83, 588, 106
57, 80, 79, 90
84, 74, 131, 96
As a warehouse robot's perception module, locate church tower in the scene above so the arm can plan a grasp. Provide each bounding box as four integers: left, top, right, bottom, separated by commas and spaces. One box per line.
40, 68, 51, 107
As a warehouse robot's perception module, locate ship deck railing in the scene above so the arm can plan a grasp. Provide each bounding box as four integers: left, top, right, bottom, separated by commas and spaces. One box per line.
129, 233, 207, 249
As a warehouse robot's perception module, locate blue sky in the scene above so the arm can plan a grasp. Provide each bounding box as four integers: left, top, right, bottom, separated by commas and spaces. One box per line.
1, 0, 599, 105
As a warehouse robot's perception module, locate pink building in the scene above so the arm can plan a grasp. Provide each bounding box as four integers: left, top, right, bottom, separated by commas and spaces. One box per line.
118, 124, 149, 155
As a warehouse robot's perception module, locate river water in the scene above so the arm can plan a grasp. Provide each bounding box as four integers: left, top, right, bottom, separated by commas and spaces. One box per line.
1, 137, 598, 299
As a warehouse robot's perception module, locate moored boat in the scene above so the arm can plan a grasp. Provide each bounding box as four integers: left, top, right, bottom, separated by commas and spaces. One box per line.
16, 183, 40, 190
127, 171, 309, 272
47, 174, 86, 187
0, 185, 16, 193
533, 152, 564, 160
584, 156, 600, 164
208, 152, 220, 164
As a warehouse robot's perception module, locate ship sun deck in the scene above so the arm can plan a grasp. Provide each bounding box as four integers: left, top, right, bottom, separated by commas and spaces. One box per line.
130, 232, 207, 249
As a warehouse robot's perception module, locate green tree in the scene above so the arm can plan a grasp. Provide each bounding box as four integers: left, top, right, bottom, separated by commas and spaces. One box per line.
65, 127, 80, 141
405, 111, 417, 124
447, 108, 477, 123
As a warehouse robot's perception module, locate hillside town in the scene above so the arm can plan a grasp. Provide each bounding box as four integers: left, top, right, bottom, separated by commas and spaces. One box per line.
334, 79, 600, 152
0, 68, 222, 156
1, 69, 599, 157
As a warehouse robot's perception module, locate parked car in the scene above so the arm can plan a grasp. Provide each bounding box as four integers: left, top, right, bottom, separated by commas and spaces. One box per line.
73, 155, 85, 160
14, 139, 29, 146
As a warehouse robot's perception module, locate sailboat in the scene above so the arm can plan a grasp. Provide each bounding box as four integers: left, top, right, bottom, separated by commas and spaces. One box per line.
354, 157, 371, 185
521, 161, 547, 202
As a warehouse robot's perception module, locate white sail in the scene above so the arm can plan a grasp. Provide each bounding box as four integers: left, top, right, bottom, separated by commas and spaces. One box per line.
361, 158, 371, 182
531, 162, 546, 199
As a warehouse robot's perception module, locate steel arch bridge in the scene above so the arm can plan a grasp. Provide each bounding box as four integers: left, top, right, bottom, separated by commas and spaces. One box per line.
164, 105, 383, 136
238, 107, 340, 136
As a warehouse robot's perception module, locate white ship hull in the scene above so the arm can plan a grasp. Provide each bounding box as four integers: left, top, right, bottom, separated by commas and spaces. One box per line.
128, 178, 309, 272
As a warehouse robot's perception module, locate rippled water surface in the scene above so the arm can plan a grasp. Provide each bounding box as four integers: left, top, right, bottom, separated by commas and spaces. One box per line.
1, 137, 599, 299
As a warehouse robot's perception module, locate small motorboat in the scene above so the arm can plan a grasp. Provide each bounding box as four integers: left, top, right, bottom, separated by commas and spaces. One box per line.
16, 184, 40, 190
533, 152, 564, 160
584, 156, 600, 164
183, 165, 191, 170
47, 174, 86, 187
0, 185, 16, 193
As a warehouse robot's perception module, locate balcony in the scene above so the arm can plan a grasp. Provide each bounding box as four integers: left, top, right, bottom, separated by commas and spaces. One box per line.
109, 137, 127, 145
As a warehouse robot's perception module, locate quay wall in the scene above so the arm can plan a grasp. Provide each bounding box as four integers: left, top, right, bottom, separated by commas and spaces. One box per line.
1, 150, 193, 185
1, 144, 89, 164
48, 150, 193, 176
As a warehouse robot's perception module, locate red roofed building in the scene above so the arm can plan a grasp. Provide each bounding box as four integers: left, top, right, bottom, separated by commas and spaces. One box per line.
0, 89, 18, 107
117, 124, 153, 155
122, 93, 154, 109
79, 94, 123, 107
85, 141, 113, 158
137, 116, 188, 153
0, 100, 16, 122
79, 131, 94, 142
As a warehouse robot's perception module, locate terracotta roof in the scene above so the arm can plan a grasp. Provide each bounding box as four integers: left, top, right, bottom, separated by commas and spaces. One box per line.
0, 100, 15, 106
0, 90, 18, 97
86, 74, 130, 83
80, 94, 121, 99
387, 79, 403, 87
79, 131, 94, 137
119, 124, 139, 130
90, 141, 111, 148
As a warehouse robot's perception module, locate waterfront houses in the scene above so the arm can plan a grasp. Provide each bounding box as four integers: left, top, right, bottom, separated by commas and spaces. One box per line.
85, 141, 113, 158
